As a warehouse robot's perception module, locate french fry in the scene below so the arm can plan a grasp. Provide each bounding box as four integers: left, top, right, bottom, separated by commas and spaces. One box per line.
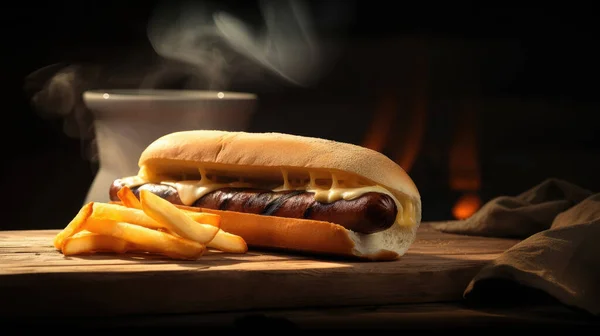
208, 230, 248, 254
71, 230, 95, 238
57, 190, 246, 260
54, 202, 94, 249
140, 190, 219, 244
117, 186, 142, 209
187, 212, 220, 227
97, 201, 221, 229
110, 200, 200, 214
90, 203, 163, 230
62, 232, 129, 256
126, 243, 160, 254
84, 218, 205, 260
112, 195, 245, 253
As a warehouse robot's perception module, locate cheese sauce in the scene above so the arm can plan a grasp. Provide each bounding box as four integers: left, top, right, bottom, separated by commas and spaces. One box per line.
122, 167, 415, 227
161, 168, 252, 205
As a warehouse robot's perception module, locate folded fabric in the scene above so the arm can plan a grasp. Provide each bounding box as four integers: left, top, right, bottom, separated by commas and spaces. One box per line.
431, 178, 600, 315
432, 178, 592, 238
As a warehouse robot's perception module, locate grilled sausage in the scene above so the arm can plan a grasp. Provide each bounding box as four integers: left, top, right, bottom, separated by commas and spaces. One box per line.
110, 180, 397, 234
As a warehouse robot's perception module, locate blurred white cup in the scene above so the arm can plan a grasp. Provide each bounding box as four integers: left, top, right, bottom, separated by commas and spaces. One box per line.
82, 89, 257, 203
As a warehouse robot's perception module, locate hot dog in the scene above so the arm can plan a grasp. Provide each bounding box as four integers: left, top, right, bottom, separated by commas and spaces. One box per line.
109, 181, 397, 234
109, 130, 422, 261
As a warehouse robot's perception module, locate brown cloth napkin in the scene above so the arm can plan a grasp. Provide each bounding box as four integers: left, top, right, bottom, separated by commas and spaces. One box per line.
432, 178, 600, 315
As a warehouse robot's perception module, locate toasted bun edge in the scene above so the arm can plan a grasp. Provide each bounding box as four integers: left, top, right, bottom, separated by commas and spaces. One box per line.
170, 204, 415, 261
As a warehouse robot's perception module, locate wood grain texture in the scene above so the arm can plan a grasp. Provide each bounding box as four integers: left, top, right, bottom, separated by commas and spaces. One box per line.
0, 224, 520, 317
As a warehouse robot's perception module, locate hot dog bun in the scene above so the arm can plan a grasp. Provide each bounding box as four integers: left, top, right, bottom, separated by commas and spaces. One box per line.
130, 130, 422, 261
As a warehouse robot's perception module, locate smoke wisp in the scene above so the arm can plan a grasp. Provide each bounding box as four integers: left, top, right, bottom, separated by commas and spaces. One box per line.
24, 0, 354, 166
146, 0, 354, 89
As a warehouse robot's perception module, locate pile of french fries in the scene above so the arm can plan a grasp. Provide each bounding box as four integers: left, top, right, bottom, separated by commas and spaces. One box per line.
53, 187, 247, 260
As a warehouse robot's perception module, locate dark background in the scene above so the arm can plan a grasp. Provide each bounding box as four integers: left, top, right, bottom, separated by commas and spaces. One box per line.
2, 1, 599, 230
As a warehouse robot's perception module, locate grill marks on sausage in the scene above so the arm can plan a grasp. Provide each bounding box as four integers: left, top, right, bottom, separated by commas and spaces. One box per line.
262, 190, 305, 216
109, 180, 397, 234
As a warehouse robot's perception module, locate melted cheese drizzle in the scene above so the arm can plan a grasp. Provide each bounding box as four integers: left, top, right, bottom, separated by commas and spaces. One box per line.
161, 168, 252, 205
122, 168, 415, 227
120, 175, 148, 188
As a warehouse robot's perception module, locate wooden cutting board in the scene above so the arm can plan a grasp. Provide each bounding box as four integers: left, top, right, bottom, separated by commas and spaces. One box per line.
0, 224, 519, 317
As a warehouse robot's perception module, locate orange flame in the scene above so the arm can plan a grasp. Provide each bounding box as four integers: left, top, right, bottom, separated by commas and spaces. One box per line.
362, 92, 398, 154
393, 38, 428, 173
449, 100, 482, 219
393, 86, 426, 173
452, 193, 482, 220
362, 38, 429, 174
449, 100, 481, 191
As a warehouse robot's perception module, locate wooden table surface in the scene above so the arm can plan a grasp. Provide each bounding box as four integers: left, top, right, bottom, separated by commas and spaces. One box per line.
1, 223, 598, 330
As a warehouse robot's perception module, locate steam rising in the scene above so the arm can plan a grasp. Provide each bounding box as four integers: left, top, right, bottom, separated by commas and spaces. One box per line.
145, 1, 237, 89
146, 0, 352, 88
24, 0, 354, 164
214, 0, 320, 86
